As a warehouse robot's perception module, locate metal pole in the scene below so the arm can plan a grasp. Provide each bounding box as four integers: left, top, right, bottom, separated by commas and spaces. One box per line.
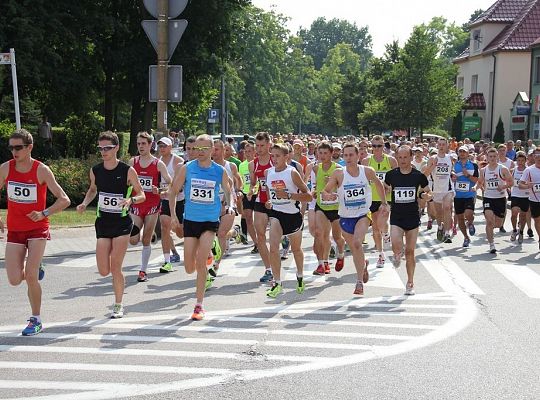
10, 49, 21, 130
221, 75, 226, 142
157, 0, 168, 134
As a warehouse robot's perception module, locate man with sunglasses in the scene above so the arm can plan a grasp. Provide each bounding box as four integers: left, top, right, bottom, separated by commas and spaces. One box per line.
78, 131, 145, 318
128, 132, 171, 282
0, 129, 70, 335
169, 134, 233, 321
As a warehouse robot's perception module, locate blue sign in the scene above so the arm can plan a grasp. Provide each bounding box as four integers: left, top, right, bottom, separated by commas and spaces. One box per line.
208, 109, 219, 124
516, 105, 530, 115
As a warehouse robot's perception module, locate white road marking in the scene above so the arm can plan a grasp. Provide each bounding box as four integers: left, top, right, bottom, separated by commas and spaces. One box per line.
364, 260, 405, 289
493, 264, 540, 299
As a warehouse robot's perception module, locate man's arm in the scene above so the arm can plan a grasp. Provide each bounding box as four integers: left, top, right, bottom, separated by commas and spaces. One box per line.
26, 164, 71, 222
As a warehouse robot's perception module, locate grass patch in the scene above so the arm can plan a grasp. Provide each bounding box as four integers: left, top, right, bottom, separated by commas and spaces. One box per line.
0, 207, 96, 228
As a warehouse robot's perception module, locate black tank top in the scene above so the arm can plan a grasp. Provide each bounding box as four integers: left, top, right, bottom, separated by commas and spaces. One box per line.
92, 161, 131, 218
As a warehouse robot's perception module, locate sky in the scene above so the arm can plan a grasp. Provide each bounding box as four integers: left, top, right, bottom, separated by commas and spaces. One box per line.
251, 0, 496, 56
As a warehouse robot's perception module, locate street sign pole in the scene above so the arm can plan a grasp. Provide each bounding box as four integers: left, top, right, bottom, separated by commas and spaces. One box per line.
221, 75, 226, 142
10, 49, 21, 130
157, 0, 168, 134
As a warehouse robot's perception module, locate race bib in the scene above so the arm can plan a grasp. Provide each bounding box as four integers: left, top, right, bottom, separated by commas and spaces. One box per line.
243, 173, 251, 185
98, 192, 124, 213
456, 182, 470, 192
486, 180, 499, 189
375, 172, 386, 182
320, 192, 338, 206
190, 178, 215, 204
138, 175, 153, 192
436, 165, 450, 175
269, 179, 290, 206
7, 181, 37, 204
393, 187, 416, 203
533, 183, 540, 192
344, 184, 367, 208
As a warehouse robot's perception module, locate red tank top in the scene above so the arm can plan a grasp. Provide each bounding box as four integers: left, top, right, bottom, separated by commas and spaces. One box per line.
133, 156, 161, 207
6, 159, 48, 232
254, 156, 273, 203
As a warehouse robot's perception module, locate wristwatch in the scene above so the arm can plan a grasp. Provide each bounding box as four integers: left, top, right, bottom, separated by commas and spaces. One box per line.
42, 209, 50, 217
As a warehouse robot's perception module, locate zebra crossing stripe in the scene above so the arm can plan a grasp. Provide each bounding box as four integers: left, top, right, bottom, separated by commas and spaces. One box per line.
493, 264, 540, 299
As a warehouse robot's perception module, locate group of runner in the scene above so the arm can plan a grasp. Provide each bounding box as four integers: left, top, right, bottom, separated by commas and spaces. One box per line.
2, 128, 540, 334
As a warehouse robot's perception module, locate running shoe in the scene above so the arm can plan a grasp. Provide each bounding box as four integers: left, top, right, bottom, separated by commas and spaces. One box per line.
329, 246, 336, 259
489, 243, 497, 254
159, 262, 173, 273
499, 226, 506, 233
427, 220, 433, 230
313, 264, 325, 275
362, 238, 368, 245
137, 271, 148, 282
259, 269, 274, 283
191, 304, 205, 321
392, 254, 401, 269
443, 234, 452, 244
296, 277, 305, 294
518, 231, 524, 244
468, 222, 476, 236
21, 317, 42, 336
250, 246, 259, 254
452, 225, 458, 237
233, 225, 242, 243
363, 260, 369, 283
241, 235, 249, 245
353, 281, 364, 296
111, 303, 124, 319
205, 274, 214, 290
376, 254, 385, 269
211, 238, 222, 261
335, 257, 345, 272
324, 262, 331, 274
510, 230, 518, 242
383, 233, 391, 248
208, 266, 218, 278
38, 264, 45, 281
528, 228, 534, 238
463, 238, 470, 248
436, 227, 444, 241
170, 253, 181, 263
404, 283, 416, 296
266, 282, 282, 298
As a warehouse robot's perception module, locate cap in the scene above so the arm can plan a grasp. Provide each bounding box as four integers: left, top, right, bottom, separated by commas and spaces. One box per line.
458, 146, 469, 152
429, 148, 437, 155
157, 137, 173, 146
293, 139, 304, 147
412, 147, 422, 152
332, 143, 342, 150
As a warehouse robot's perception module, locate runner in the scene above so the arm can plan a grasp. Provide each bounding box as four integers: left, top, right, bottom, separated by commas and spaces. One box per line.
332, 142, 346, 166
497, 144, 514, 233
424, 138, 455, 243
452, 146, 479, 247
238, 140, 257, 249
264, 143, 311, 297
363, 135, 397, 268
510, 151, 530, 244
323, 142, 388, 295
0, 129, 70, 335
518, 147, 540, 249
77, 131, 145, 318
384, 145, 432, 295
168, 134, 232, 320
157, 136, 183, 270
129, 132, 171, 282
478, 148, 513, 254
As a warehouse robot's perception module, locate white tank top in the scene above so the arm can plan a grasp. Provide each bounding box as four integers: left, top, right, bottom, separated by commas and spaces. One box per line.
267, 165, 300, 214
160, 155, 184, 201
511, 168, 529, 198
337, 166, 371, 218
483, 164, 506, 199
432, 155, 453, 193
502, 158, 513, 170
522, 165, 540, 202
219, 161, 234, 201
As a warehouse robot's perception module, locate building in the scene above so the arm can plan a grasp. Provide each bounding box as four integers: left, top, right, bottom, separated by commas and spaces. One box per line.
454, 0, 540, 140
530, 37, 540, 140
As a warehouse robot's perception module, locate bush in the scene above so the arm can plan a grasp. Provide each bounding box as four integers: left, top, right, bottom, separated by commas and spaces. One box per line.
64, 112, 104, 158
0, 120, 16, 138
494, 116, 505, 144
46, 157, 99, 206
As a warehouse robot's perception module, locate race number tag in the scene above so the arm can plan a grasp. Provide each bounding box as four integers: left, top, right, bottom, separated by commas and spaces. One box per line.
375, 172, 386, 182
269, 179, 290, 206
138, 175, 153, 192
320, 192, 338, 206
436, 165, 450, 175
98, 192, 124, 213
259, 178, 267, 191
244, 174, 251, 185
486, 180, 499, 189
533, 183, 540, 192
190, 178, 215, 204
456, 182, 469, 192
344, 184, 366, 208
7, 181, 37, 204
393, 187, 416, 203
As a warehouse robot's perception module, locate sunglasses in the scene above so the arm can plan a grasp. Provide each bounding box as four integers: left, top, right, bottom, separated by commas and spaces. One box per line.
97, 145, 116, 152
371, 144, 384, 148
8, 144, 29, 152
157, 143, 169, 148
193, 146, 211, 151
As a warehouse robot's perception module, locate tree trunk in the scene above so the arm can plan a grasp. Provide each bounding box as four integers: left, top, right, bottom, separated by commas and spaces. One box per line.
129, 96, 143, 155
104, 62, 113, 130
143, 100, 153, 132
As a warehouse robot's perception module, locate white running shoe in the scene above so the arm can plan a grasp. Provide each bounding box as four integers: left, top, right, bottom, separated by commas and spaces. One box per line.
376, 254, 385, 268
111, 303, 124, 319
383, 233, 391, 249
404, 283, 416, 296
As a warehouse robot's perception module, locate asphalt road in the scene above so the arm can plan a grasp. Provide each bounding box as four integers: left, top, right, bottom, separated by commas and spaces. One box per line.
0, 206, 539, 400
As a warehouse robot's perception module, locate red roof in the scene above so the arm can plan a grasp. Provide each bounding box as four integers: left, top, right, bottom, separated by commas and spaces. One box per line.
470, 0, 530, 25
463, 93, 486, 110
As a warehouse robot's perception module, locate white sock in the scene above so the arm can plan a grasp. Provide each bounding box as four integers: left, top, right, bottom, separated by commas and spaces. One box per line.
32, 315, 41, 323
141, 245, 151, 272
164, 253, 170, 263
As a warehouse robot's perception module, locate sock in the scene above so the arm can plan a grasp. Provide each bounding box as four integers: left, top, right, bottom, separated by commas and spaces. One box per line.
141, 245, 151, 272
274, 280, 281, 286
32, 315, 41, 324
164, 253, 170, 263
241, 218, 247, 236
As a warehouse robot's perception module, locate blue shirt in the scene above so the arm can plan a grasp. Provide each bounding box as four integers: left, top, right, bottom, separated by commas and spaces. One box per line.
184, 160, 224, 222
453, 160, 478, 199
506, 149, 516, 161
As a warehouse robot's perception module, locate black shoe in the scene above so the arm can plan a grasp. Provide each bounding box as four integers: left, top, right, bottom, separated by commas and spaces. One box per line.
499, 227, 506, 233
250, 246, 259, 254
528, 229, 534, 238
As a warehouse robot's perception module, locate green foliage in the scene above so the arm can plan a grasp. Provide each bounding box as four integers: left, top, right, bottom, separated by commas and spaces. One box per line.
117, 131, 130, 158
494, 116, 505, 144
46, 157, 98, 206
0, 120, 16, 138
64, 111, 104, 158
452, 111, 463, 140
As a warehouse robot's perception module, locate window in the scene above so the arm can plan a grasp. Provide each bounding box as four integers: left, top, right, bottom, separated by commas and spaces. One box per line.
457, 77, 464, 91
471, 75, 478, 93
535, 56, 540, 84
533, 115, 540, 140
472, 30, 481, 51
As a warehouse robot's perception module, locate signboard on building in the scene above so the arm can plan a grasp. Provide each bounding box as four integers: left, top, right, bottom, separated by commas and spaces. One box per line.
511, 115, 528, 131
462, 116, 481, 141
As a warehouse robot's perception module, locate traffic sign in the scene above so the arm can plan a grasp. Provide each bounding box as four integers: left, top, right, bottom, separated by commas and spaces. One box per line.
208, 109, 219, 124
0, 53, 11, 65
149, 65, 182, 102
142, 19, 188, 60
143, 0, 188, 19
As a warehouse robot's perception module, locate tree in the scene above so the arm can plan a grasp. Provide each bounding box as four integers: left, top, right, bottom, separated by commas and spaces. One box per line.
298, 17, 372, 70
494, 116, 505, 143
452, 110, 463, 140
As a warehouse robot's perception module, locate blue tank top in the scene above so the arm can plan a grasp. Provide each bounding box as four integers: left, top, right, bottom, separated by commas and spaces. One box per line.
454, 160, 477, 199
184, 160, 224, 222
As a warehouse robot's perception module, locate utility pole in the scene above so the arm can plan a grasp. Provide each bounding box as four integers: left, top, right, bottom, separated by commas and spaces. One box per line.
157, 0, 169, 134
221, 75, 226, 142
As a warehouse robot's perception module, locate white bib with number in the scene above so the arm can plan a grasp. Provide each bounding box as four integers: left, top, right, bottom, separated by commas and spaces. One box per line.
98, 192, 124, 213
138, 175, 153, 192
455, 182, 469, 192
394, 187, 416, 203
344, 185, 366, 208
190, 178, 215, 204
533, 183, 540, 192
375, 172, 386, 182
7, 181, 37, 204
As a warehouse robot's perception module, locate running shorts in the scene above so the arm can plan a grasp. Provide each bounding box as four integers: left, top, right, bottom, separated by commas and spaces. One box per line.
530, 201, 540, 219
483, 197, 507, 219
339, 215, 368, 235
510, 196, 529, 213
269, 210, 303, 236
183, 219, 219, 239
454, 198, 475, 215
160, 199, 185, 223
95, 217, 133, 239
315, 204, 339, 222
7, 227, 51, 246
